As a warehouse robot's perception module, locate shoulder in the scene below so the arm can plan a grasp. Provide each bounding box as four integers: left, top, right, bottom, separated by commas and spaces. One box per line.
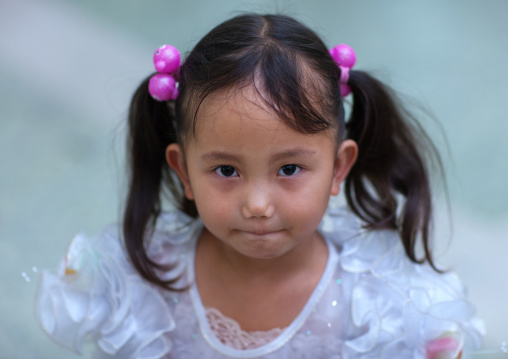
35, 210, 200, 358
320, 206, 485, 358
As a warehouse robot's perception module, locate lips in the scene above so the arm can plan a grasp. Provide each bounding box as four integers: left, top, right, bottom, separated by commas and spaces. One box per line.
238, 228, 284, 236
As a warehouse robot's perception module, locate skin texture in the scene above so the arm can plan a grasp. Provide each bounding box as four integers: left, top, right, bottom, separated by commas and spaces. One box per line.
166, 86, 357, 330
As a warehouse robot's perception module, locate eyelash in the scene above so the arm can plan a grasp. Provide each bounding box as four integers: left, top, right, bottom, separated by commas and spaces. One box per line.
213, 165, 302, 178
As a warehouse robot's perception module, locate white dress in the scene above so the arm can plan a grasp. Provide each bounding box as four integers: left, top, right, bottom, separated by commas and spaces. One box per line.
35, 206, 484, 358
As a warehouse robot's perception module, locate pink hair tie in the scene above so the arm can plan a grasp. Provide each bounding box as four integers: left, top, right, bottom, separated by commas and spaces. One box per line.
148, 45, 181, 101
329, 44, 356, 97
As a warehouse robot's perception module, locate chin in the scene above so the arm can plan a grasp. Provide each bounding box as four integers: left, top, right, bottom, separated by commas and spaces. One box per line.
235, 241, 292, 260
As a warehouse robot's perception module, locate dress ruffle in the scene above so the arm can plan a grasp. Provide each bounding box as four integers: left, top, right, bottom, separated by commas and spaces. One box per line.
35, 207, 484, 358
35, 227, 176, 358
320, 206, 485, 358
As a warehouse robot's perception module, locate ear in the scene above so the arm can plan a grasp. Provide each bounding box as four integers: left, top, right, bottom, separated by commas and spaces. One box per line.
330, 139, 358, 196
165, 143, 194, 200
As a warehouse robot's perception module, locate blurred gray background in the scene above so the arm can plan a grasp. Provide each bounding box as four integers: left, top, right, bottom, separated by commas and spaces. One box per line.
1, 0, 507, 357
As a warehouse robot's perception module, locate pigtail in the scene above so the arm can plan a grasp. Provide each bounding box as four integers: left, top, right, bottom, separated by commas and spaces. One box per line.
345, 70, 442, 270
123, 76, 196, 290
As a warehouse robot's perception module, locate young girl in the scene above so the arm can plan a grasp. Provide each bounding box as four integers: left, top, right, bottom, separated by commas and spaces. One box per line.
36, 14, 484, 358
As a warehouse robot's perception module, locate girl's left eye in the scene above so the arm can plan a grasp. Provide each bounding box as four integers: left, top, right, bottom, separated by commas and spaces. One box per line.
278, 164, 301, 177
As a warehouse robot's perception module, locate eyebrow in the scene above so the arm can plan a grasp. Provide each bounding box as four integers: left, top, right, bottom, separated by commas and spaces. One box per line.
201, 148, 317, 163
201, 151, 240, 162
271, 148, 317, 162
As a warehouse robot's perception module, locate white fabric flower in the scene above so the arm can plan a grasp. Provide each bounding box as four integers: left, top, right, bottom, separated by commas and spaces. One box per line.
36, 229, 175, 358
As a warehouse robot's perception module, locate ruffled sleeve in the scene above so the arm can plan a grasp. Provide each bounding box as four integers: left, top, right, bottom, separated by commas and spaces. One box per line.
320, 206, 485, 359
35, 226, 176, 358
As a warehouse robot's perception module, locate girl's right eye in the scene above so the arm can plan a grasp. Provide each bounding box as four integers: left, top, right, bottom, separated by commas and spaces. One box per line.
214, 166, 238, 177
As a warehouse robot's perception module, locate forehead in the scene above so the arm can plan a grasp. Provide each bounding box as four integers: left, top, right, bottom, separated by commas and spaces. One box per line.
182, 57, 340, 139
197, 86, 279, 132
188, 86, 335, 152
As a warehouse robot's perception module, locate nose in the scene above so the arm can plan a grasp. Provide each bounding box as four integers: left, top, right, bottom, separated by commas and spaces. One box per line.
241, 183, 275, 219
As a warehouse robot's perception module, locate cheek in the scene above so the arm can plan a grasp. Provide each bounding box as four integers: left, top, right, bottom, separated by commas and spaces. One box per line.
279, 184, 328, 219
288, 174, 333, 220
192, 185, 235, 223
299, 170, 335, 200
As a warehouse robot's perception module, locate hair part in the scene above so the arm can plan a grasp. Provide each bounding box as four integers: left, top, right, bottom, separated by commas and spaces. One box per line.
123, 13, 445, 290
176, 14, 342, 141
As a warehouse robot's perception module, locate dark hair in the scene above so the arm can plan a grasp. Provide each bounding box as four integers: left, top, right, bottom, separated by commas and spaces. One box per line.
123, 13, 443, 290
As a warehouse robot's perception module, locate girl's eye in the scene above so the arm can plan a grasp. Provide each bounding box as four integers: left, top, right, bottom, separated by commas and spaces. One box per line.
278, 164, 301, 177
215, 166, 238, 177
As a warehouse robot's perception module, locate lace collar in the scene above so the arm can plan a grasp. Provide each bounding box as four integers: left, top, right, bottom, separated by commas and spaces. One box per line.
187, 222, 339, 358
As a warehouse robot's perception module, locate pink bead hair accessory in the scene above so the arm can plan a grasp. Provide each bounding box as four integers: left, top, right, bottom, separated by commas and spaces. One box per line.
329, 44, 356, 97
148, 45, 181, 101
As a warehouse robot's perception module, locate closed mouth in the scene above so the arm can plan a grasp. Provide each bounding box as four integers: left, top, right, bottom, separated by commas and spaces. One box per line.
239, 229, 284, 236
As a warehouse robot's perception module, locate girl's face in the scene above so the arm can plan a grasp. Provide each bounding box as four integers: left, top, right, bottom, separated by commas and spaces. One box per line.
167, 86, 357, 260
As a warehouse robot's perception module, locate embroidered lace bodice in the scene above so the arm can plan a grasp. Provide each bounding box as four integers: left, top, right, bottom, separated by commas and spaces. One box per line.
205, 307, 284, 349
35, 206, 484, 358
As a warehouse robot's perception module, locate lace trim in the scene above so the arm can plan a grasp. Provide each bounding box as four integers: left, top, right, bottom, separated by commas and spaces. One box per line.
205, 307, 284, 350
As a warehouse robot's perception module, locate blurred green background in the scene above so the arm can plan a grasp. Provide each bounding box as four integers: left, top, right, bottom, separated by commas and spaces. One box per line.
1, 0, 507, 357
